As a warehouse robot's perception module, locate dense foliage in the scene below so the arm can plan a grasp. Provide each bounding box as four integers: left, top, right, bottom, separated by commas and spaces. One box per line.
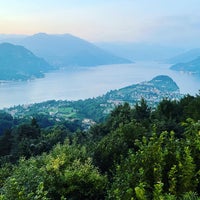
0, 93, 200, 199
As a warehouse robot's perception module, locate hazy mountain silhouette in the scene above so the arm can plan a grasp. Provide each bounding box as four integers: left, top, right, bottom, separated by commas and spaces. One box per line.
96, 42, 184, 61
0, 34, 26, 44
167, 48, 200, 64
170, 56, 200, 74
0, 43, 54, 80
17, 33, 132, 67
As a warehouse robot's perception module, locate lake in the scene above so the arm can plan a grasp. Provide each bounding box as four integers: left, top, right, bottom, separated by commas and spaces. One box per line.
0, 62, 200, 109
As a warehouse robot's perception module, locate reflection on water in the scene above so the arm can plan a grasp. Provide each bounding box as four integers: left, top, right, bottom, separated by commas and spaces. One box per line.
0, 62, 199, 108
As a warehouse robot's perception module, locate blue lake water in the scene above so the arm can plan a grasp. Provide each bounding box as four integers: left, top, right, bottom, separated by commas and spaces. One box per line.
0, 62, 200, 109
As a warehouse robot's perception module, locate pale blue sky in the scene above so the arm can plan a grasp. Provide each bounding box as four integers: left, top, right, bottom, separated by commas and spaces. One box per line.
0, 0, 200, 46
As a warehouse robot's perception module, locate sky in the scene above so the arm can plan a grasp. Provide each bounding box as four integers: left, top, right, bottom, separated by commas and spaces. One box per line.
0, 0, 200, 47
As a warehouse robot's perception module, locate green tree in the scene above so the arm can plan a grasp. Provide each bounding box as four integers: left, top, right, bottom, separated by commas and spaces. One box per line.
0, 112, 14, 136
106, 102, 133, 131
93, 120, 146, 173
1, 140, 107, 200
133, 98, 151, 128
0, 129, 12, 157
152, 99, 182, 134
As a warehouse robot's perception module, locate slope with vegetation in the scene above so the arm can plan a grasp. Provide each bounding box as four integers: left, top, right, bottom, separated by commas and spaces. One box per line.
0, 43, 54, 81
0, 93, 200, 199
3, 75, 183, 129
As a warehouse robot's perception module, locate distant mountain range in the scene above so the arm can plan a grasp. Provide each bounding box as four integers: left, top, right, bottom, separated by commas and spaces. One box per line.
0, 33, 133, 80
0, 43, 54, 81
96, 42, 184, 61
167, 48, 200, 64
5, 33, 131, 67
170, 56, 200, 74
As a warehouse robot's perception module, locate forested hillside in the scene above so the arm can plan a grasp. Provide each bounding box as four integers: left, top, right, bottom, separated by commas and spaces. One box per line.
0, 94, 200, 199
0, 43, 54, 81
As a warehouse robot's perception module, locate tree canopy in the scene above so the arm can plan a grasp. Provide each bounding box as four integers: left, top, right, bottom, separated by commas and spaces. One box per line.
0, 94, 200, 199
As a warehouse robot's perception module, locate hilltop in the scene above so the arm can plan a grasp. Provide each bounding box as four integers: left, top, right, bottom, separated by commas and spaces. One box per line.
0, 43, 54, 81
103, 75, 181, 107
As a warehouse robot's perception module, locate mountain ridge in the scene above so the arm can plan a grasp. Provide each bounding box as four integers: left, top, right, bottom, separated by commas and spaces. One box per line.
96, 42, 184, 61
167, 48, 200, 64
0, 42, 54, 81
17, 33, 132, 67
170, 56, 200, 74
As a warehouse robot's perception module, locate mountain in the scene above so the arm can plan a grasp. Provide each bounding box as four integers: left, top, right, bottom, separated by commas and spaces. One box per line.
96, 42, 184, 61
170, 56, 200, 74
167, 48, 200, 63
0, 43, 54, 81
17, 33, 132, 67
